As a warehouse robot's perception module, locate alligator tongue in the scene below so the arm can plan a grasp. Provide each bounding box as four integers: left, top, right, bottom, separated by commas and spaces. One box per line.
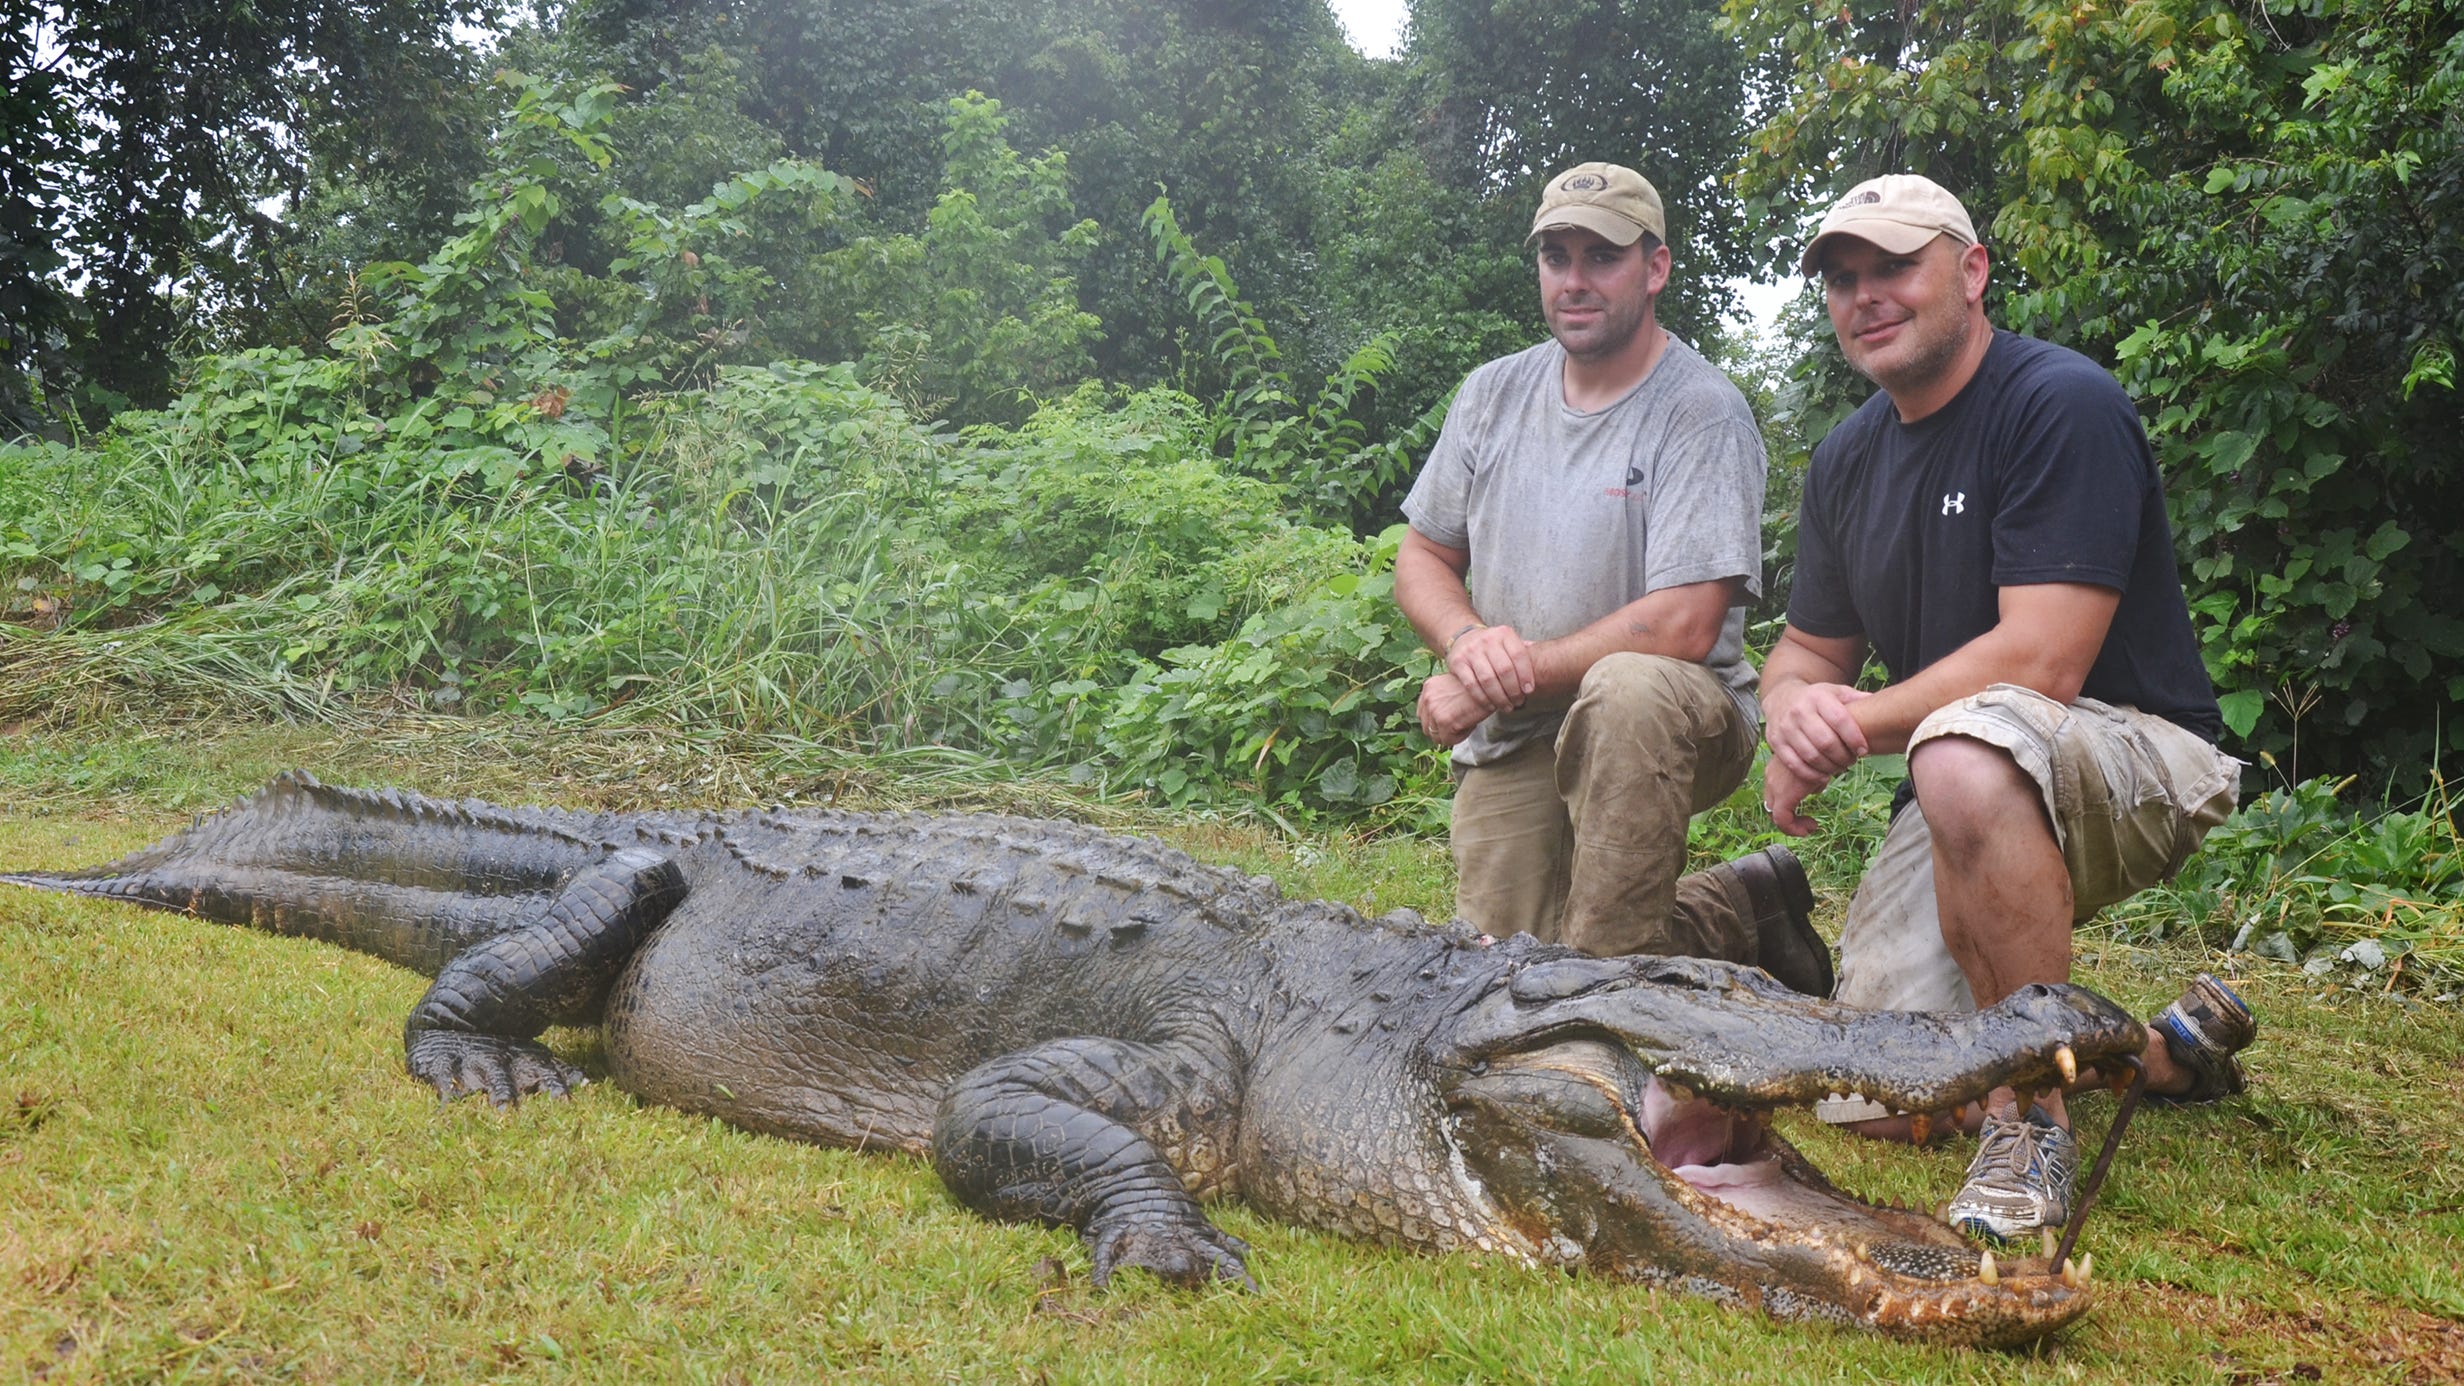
1641, 1077, 1970, 1243
1640, 1076, 1766, 1172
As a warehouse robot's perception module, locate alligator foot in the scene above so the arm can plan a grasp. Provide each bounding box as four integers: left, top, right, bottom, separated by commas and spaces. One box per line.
406, 1030, 586, 1106
1087, 1214, 1255, 1292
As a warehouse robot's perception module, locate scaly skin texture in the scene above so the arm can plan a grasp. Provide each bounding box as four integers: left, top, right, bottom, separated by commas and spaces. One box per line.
3, 772, 2147, 1345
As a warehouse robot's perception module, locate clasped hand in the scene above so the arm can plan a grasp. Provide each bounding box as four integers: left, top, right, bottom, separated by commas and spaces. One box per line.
1417, 624, 1536, 747
1760, 682, 1870, 836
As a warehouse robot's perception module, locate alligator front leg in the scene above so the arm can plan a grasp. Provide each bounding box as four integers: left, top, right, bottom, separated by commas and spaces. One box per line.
404, 848, 686, 1105
932, 1037, 1254, 1291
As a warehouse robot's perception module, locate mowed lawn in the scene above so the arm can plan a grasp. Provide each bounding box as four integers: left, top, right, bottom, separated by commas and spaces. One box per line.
2, 724, 2460, 1383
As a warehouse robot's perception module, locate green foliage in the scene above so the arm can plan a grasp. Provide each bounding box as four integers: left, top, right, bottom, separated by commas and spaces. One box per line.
0, 339, 1407, 826
2139, 773, 2464, 993
1141, 194, 1421, 528
0, 56, 1474, 830
1, 0, 499, 416
1101, 525, 1446, 826
0, 0, 78, 431
814, 93, 1103, 425
556, 0, 1367, 399
1297, 131, 1532, 476
945, 387, 1330, 651
1729, 0, 2464, 788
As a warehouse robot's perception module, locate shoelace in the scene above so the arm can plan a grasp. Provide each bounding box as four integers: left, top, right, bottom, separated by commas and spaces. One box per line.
1971, 1116, 2049, 1182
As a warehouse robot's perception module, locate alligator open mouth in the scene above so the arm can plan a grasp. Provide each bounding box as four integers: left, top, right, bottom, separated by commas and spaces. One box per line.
1643, 1074, 2096, 1316
1442, 958, 2144, 1346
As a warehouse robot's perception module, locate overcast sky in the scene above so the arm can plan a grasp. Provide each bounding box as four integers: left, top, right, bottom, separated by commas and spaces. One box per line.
1328, 0, 1406, 57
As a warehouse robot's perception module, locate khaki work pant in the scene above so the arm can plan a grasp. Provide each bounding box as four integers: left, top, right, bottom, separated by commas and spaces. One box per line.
1450, 652, 1759, 959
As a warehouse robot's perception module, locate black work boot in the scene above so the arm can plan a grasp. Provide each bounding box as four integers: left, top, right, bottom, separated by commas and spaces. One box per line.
1728, 845, 1832, 997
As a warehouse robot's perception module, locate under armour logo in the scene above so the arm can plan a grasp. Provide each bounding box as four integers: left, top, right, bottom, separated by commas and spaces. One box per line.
1941, 491, 1966, 516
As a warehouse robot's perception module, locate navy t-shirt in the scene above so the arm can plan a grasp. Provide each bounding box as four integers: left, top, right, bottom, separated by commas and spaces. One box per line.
1787, 330, 2221, 742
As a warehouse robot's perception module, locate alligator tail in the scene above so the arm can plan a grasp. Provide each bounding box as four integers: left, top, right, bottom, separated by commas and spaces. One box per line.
0, 771, 624, 975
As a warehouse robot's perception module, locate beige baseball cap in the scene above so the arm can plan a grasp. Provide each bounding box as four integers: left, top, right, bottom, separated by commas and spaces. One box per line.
1799, 174, 1979, 275
1527, 163, 1666, 248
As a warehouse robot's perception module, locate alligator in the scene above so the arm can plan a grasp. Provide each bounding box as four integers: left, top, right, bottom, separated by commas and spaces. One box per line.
2, 772, 2146, 1346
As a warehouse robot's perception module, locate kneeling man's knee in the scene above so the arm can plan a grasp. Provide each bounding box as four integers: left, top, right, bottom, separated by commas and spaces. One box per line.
1563, 653, 1741, 769
1576, 651, 1699, 711
1908, 735, 2044, 845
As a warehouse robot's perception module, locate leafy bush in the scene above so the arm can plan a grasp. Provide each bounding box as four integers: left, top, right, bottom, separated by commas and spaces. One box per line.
1100, 526, 1445, 827
0, 337, 1419, 828
810, 92, 1102, 426
1140, 195, 1430, 531
2115, 772, 2464, 994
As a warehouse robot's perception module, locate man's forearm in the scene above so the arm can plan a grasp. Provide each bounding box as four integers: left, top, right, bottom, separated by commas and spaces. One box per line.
1844, 629, 2079, 755
1521, 579, 1742, 702
1767, 625, 2036, 761
1838, 584, 2120, 755
1393, 535, 1481, 653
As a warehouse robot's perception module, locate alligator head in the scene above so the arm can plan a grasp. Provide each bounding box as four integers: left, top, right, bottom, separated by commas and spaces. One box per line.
1433, 950, 2144, 1346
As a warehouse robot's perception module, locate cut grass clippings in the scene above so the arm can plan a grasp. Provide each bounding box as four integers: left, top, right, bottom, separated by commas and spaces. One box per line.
2, 718, 2461, 1383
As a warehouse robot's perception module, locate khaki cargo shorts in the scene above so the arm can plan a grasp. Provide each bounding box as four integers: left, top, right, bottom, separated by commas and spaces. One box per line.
1815, 685, 2241, 1125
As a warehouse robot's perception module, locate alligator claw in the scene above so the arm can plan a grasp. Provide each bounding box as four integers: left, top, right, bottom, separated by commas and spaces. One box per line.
405, 1030, 586, 1106
1086, 1216, 1256, 1293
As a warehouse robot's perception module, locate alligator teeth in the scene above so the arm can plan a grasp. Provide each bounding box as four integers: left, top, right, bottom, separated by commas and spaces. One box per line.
1908, 1112, 1932, 1145
2059, 1252, 2092, 1288
1978, 1249, 1999, 1286
2054, 1045, 2078, 1085
2078, 1251, 2093, 1286
2042, 1228, 2058, 1259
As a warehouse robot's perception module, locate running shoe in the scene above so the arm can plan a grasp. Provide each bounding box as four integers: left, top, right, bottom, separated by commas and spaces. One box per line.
1947, 1106, 2077, 1244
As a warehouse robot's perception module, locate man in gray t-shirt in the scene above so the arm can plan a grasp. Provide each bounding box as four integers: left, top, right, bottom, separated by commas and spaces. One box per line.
1394, 162, 1829, 993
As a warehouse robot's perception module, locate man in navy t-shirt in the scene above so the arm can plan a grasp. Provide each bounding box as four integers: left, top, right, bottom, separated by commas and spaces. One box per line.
1762, 175, 2257, 1247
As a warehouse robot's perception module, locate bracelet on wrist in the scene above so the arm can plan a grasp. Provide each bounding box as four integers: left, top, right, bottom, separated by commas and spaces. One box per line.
1444, 622, 1484, 654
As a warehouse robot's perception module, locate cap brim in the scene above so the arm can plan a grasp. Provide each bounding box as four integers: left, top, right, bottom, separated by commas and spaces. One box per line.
1798, 220, 1961, 276
1526, 206, 1651, 248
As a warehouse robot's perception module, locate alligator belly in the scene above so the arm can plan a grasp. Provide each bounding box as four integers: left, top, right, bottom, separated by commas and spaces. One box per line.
600, 901, 962, 1154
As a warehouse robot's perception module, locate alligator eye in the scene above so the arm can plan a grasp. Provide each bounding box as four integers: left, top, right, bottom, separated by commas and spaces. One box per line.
1449, 1067, 1631, 1139
1505, 958, 1625, 1004
1448, 1039, 1654, 1140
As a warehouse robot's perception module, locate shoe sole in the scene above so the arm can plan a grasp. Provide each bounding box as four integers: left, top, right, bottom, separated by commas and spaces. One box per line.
2149, 973, 2255, 1104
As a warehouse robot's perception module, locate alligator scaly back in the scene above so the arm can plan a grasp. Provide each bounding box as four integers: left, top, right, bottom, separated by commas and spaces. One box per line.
0, 770, 623, 974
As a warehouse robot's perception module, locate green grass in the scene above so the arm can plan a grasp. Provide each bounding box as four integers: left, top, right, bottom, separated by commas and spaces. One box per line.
3, 720, 2461, 1382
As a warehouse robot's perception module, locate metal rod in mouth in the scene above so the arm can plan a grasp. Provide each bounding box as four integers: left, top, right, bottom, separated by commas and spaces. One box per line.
2053, 1053, 2146, 1272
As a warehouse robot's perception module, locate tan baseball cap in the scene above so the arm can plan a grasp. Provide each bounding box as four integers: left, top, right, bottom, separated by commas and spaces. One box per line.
1799, 174, 1979, 275
1527, 163, 1666, 248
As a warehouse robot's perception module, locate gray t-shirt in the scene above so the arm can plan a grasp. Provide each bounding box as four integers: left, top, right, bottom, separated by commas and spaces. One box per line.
1401, 334, 1765, 766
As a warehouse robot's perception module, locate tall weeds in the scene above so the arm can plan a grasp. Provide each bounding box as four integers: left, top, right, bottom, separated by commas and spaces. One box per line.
0, 352, 1439, 820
